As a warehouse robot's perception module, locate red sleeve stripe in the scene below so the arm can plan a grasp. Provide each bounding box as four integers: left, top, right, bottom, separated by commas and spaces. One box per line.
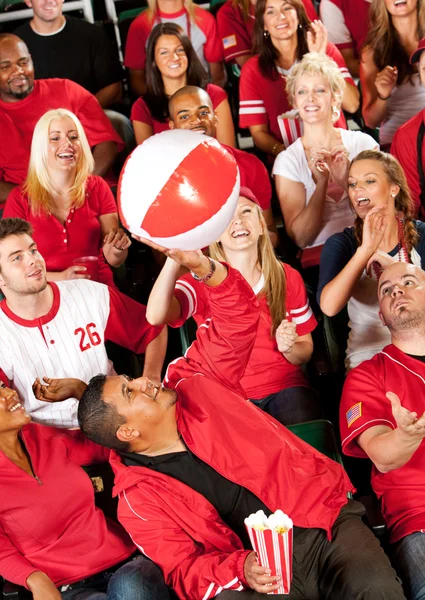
175, 280, 198, 317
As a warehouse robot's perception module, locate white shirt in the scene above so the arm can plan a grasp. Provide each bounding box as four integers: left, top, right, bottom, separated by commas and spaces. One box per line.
272, 128, 378, 249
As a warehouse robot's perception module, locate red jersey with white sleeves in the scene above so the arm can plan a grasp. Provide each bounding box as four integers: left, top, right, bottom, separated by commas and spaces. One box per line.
391, 109, 425, 217
0, 422, 135, 589
0, 79, 123, 194
340, 344, 425, 543
124, 6, 223, 71
239, 45, 352, 142
130, 83, 228, 134
0, 280, 162, 428
111, 266, 352, 600
320, 0, 371, 57
4, 176, 117, 288
170, 263, 316, 398
217, 0, 317, 63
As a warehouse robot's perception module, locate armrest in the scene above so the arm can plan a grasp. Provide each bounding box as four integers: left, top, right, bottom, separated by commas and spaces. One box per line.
2, 580, 22, 599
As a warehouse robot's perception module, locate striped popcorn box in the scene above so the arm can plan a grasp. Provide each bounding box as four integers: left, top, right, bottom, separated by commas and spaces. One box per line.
244, 510, 293, 595
277, 111, 304, 149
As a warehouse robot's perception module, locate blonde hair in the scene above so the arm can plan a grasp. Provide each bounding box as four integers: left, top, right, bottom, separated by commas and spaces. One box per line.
351, 150, 418, 253
286, 52, 346, 112
209, 204, 286, 336
147, 0, 196, 23
23, 109, 94, 216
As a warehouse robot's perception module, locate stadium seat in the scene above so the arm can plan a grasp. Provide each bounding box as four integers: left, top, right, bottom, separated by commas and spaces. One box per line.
286, 419, 344, 466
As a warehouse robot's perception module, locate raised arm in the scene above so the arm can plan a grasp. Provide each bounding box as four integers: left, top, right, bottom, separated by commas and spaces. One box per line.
360, 47, 397, 130
146, 256, 188, 325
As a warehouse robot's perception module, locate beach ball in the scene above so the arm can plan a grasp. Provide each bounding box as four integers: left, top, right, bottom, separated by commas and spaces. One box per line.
118, 130, 240, 250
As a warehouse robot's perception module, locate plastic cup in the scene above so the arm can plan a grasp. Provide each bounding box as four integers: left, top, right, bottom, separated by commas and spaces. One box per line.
73, 256, 99, 280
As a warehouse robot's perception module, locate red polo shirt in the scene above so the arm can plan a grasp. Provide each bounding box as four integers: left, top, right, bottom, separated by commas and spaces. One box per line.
3, 176, 117, 287
341, 344, 425, 543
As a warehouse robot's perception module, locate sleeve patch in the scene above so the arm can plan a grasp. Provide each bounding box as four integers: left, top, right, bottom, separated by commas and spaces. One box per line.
222, 34, 237, 49
346, 402, 362, 428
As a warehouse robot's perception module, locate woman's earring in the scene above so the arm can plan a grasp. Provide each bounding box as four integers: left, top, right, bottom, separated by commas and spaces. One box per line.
298, 23, 302, 30
391, 193, 397, 198
331, 105, 340, 121
263, 30, 270, 38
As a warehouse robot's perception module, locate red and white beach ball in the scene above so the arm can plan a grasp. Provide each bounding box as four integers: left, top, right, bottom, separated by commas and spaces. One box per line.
118, 130, 240, 250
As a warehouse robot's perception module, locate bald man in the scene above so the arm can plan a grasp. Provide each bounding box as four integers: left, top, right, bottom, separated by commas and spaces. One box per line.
340, 262, 425, 600
0, 34, 122, 209
168, 85, 277, 246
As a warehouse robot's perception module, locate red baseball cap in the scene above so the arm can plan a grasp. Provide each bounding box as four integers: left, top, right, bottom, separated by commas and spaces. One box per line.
239, 186, 261, 207
410, 37, 425, 64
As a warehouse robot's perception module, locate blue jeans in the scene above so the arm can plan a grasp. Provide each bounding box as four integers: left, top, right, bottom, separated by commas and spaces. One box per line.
250, 386, 322, 426
392, 531, 425, 600
61, 555, 170, 600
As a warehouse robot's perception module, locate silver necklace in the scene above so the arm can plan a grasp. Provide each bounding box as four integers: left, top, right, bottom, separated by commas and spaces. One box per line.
141, 434, 182, 457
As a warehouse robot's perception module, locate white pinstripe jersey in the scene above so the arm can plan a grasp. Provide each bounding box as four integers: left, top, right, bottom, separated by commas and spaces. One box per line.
0, 280, 116, 428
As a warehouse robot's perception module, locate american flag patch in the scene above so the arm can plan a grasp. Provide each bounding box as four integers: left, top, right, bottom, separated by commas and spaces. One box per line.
222, 34, 237, 49
346, 403, 362, 428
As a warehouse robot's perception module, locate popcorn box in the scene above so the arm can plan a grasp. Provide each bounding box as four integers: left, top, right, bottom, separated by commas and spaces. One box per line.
245, 510, 293, 595
277, 111, 304, 149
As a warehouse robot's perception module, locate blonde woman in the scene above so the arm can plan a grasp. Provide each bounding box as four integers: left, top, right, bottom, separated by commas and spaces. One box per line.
145, 187, 321, 426
273, 53, 378, 271
4, 109, 130, 287
318, 150, 425, 371
124, 0, 225, 97
361, 0, 425, 149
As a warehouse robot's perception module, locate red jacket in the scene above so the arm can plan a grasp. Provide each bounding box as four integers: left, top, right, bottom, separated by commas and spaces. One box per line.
111, 267, 353, 600
0, 423, 135, 589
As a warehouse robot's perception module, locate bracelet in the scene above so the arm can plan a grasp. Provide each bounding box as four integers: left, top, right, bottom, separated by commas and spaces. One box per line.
191, 257, 216, 283
377, 92, 391, 101
272, 142, 281, 156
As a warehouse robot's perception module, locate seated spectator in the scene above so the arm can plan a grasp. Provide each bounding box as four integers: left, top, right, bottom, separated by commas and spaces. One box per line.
125, 0, 225, 97
239, 0, 359, 160
146, 189, 321, 426
0, 218, 166, 428
318, 150, 425, 371
392, 38, 425, 218
14, 0, 134, 152
4, 109, 130, 288
131, 23, 235, 147
360, 0, 425, 150
340, 261, 425, 600
168, 85, 276, 243
320, 0, 371, 78
0, 34, 123, 211
273, 53, 377, 269
217, 0, 317, 67
77, 252, 405, 600
0, 383, 170, 600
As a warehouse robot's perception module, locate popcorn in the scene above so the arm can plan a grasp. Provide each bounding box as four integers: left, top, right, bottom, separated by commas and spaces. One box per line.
244, 509, 293, 595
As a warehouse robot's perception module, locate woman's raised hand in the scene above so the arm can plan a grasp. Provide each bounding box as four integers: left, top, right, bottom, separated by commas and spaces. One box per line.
329, 146, 350, 190
132, 236, 205, 272
103, 228, 132, 251
306, 20, 328, 54
366, 249, 397, 278
309, 150, 331, 182
361, 206, 388, 257
375, 65, 397, 100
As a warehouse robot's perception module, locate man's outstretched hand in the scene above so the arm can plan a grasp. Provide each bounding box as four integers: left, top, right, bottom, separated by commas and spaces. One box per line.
33, 377, 87, 402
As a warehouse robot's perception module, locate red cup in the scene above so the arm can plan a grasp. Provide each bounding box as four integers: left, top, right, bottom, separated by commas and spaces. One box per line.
73, 256, 99, 280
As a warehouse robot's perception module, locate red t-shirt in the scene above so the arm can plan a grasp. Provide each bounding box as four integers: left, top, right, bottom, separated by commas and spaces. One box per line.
239, 44, 353, 142
217, 0, 317, 63
222, 144, 271, 209
391, 109, 424, 217
341, 344, 425, 543
3, 176, 117, 287
0, 79, 123, 194
124, 6, 223, 70
130, 83, 228, 134
170, 263, 317, 398
320, 0, 370, 57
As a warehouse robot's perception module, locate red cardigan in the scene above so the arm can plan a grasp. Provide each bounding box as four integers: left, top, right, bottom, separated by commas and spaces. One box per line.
111, 267, 353, 600
0, 423, 135, 589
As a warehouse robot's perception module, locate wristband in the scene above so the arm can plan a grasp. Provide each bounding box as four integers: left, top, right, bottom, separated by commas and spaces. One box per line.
377, 92, 391, 101
191, 257, 216, 283
272, 142, 281, 156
